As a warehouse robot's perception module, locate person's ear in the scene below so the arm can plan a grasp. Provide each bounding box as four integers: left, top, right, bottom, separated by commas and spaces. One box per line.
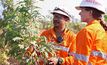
65, 18, 69, 22
89, 10, 93, 15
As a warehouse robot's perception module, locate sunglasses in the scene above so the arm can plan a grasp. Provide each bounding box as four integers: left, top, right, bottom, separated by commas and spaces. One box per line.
53, 15, 64, 19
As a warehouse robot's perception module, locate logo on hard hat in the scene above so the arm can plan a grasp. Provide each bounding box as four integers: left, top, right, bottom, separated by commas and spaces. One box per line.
85, 0, 102, 6
75, 0, 105, 14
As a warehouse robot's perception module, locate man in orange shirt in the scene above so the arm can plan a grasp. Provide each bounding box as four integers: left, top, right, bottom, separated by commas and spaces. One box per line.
40, 5, 76, 65
74, 0, 107, 65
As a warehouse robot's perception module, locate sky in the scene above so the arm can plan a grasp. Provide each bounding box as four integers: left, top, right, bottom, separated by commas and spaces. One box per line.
1, 0, 107, 20
0, 0, 4, 18
35, 0, 107, 20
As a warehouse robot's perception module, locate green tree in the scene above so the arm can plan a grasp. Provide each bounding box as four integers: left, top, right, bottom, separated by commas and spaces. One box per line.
73, 21, 86, 34
104, 15, 107, 23
0, 0, 59, 65
0, 0, 14, 28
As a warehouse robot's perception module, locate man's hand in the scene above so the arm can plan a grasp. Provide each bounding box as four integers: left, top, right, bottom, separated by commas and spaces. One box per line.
46, 57, 58, 65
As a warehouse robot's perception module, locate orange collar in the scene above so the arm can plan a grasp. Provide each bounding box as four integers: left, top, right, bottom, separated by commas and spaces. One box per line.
86, 20, 100, 26
51, 27, 68, 37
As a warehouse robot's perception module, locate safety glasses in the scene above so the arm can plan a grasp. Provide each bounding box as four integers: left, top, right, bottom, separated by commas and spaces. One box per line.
53, 15, 63, 19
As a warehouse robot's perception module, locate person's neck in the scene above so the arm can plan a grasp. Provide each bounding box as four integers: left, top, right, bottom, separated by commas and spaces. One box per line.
54, 27, 65, 33
87, 18, 95, 24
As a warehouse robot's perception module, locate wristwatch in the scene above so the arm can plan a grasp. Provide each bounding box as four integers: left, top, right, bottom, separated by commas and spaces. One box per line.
57, 58, 63, 65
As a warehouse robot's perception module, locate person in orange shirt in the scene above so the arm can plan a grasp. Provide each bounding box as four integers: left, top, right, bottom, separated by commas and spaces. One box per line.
40, 5, 76, 65
74, 0, 107, 65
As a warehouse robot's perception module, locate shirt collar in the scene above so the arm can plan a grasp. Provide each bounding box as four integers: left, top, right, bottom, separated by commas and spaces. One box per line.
51, 27, 68, 36
86, 20, 100, 26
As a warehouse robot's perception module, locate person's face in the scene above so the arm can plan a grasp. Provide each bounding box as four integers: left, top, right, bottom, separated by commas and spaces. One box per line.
79, 8, 90, 23
53, 13, 67, 28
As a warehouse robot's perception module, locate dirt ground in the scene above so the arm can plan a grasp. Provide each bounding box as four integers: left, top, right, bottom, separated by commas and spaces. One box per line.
7, 58, 20, 65
7, 58, 39, 65
7, 58, 27, 65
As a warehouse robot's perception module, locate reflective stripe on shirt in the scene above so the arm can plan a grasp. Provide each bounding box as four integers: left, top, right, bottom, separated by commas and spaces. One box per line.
68, 52, 75, 56
105, 56, 107, 61
75, 54, 89, 62
90, 50, 107, 58
39, 56, 45, 62
88, 62, 92, 65
53, 46, 70, 52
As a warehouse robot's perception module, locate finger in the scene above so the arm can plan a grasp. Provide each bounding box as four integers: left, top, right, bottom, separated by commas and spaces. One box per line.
47, 58, 53, 61
49, 62, 54, 65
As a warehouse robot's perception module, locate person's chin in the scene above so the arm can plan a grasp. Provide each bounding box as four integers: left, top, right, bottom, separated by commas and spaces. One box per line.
81, 19, 85, 22
54, 26, 59, 28
81, 20, 86, 22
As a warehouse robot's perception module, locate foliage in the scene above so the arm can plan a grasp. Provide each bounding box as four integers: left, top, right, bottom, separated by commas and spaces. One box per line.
104, 15, 107, 23
38, 15, 53, 30
65, 21, 73, 32
0, 0, 58, 65
44, 15, 53, 29
66, 21, 86, 34
72, 21, 86, 34
0, 0, 14, 64
0, 0, 14, 28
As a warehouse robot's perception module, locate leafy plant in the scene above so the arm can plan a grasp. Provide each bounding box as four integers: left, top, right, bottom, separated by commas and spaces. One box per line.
72, 21, 86, 34
0, 0, 14, 28
104, 15, 107, 23
0, 0, 58, 65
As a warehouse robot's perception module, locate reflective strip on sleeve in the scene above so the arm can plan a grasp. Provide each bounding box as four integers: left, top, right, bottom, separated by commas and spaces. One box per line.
88, 62, 92, 65
105, 56, 107, 61
75, 54, 89, 62
90, 50, 107, 58
39, 56, 45, 62
53, 46, 70, 52
68, 52, 75, 56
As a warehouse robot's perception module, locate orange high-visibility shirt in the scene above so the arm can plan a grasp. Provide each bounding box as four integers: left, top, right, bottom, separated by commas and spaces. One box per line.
40, 28, 76, 65
74, 20, 107, 65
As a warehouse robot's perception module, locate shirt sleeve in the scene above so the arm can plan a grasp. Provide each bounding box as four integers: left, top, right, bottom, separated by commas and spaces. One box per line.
62, 33, 76, 65
74, 28, 94, 65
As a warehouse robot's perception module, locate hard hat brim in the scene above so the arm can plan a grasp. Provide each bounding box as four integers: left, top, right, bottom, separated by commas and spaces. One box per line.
75, 6, 82, 10
75, 6, 105, 14
51, 11, 71, 21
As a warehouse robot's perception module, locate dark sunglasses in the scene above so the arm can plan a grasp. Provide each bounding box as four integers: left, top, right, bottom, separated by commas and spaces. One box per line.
53, 15, 64, 19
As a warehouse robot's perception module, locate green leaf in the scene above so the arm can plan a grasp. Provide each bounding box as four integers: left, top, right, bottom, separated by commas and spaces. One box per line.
44, 51, 48, 58
6, 11, 14, 17
20, 60, 23, 65
27, 61, 30, 65
32, 60, 35, 65
5, 39, 8, 45
34, 6, 41, 9
18, 16, 25, 25
40, 0, 44, 1
14, 6, 20, 12
4, 15, 16, 22
36, 42, 52, 52
42, 36, 47, 44
8, 45, 18, 56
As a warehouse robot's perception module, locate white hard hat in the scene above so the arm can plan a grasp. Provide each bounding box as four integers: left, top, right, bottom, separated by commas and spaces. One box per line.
51, 5, 71, 21
75, 0, 105, 14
